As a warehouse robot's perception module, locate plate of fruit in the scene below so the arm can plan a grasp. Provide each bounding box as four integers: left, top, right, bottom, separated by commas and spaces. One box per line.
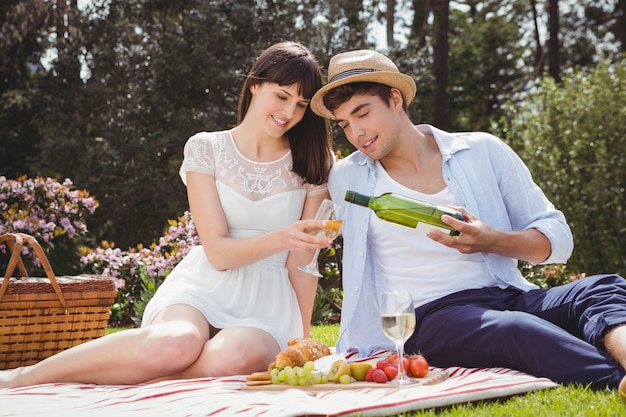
242, 338, 448, 391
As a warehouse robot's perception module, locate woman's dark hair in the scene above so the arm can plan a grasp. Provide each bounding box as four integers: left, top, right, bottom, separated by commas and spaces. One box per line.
238, 42, 332, 185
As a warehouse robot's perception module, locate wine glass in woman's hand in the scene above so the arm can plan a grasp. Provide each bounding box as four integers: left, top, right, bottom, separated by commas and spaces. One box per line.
298, 199, 344, 277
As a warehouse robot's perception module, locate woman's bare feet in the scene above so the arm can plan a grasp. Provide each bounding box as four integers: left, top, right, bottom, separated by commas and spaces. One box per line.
0, 367, 22, 389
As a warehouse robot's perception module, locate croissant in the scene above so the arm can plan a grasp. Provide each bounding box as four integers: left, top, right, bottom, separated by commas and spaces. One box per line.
269, 337, 331, 369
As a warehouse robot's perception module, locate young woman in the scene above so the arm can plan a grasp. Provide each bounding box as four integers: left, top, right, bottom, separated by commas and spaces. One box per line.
1, 41, 334, 387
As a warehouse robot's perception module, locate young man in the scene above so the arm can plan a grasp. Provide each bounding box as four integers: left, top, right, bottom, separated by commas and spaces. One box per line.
310, 49, 626, 394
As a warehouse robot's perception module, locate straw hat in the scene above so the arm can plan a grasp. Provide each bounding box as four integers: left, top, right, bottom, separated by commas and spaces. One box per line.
310, 50, 416, 119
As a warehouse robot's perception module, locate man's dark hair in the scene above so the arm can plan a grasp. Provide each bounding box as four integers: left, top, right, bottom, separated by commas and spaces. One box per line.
323, 82, 409, 115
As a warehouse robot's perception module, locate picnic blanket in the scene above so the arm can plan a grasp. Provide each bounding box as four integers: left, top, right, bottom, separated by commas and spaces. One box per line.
0, 351, 557, 417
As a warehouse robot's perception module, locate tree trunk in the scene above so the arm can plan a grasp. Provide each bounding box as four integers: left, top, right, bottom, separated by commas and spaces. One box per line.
386, 0, 396, 48
530, 0, 544, 74
548, 0, 560, 82
432, 0, 449, 128
410, 0, 431, 48
613, 0, 626, 52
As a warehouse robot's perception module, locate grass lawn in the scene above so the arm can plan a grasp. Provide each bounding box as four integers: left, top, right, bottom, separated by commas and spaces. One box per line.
107, 324, 625, 416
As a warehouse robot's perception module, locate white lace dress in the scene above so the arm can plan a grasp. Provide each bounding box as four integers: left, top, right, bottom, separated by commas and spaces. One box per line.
141, 130, 327, 349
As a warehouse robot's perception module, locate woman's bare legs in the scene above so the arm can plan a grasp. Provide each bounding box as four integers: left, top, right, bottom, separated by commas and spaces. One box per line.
0, 305, 210, 388
159, 326, 281, 381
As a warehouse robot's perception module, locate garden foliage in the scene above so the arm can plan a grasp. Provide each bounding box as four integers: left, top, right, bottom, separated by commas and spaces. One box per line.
79, 212, 199, 326
0, 176, 98, 274
0, 176, 97, 242
498, 58, 626, 278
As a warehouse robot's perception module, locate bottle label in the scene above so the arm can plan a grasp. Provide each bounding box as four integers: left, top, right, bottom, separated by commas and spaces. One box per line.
415, 222, 451, 235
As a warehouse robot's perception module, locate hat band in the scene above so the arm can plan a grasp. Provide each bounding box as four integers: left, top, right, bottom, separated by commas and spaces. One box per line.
329, 68, 381, 83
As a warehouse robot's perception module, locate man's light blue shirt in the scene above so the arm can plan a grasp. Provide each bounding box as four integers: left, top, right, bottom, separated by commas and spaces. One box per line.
328, 124, 574, 355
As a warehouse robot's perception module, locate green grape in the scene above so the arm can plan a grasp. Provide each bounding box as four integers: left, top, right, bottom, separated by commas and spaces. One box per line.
284, 367, 296, 379
339, 374, 351, 384
311, 372, 322, 384
269, 366, 331, 386
303, 361, 315, 374
277, 369, 286, 383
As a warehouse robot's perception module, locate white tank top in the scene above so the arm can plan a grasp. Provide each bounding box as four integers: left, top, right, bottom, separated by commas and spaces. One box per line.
370, 161, 498, 307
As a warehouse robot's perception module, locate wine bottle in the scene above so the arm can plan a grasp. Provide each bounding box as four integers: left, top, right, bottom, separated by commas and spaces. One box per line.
344, 190, 464, 236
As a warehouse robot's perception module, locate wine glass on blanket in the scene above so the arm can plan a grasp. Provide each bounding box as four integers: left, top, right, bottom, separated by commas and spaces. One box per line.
298, 199, 344, 277
379, 290, 418, 384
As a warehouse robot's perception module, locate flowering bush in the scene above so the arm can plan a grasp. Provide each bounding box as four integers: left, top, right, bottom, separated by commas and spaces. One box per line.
0, 175, 201, 325
519, 262, 586, 289
80, 211, 200, 325
0, 176, 98, 240
0, 176, 98, 273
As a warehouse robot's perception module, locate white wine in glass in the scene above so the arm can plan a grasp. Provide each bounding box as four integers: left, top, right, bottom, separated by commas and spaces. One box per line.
380, 290, 417, 384
298, 199, 344, 277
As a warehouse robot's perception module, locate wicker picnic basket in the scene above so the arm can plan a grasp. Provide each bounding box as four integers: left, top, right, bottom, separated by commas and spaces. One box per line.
0, 233, 117, 370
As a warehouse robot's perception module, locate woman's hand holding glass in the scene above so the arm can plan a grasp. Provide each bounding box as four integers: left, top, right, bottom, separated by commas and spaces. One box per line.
298, 199, 344, 277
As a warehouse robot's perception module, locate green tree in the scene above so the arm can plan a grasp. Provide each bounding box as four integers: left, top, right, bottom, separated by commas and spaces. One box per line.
558, 1, 625, 70
497, 58, 626, 277
387, 0, 530, 131
3, 0, 626, 253
30, 0, 373, 249
446, 0, 529, 131
0, 1, 55, 176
